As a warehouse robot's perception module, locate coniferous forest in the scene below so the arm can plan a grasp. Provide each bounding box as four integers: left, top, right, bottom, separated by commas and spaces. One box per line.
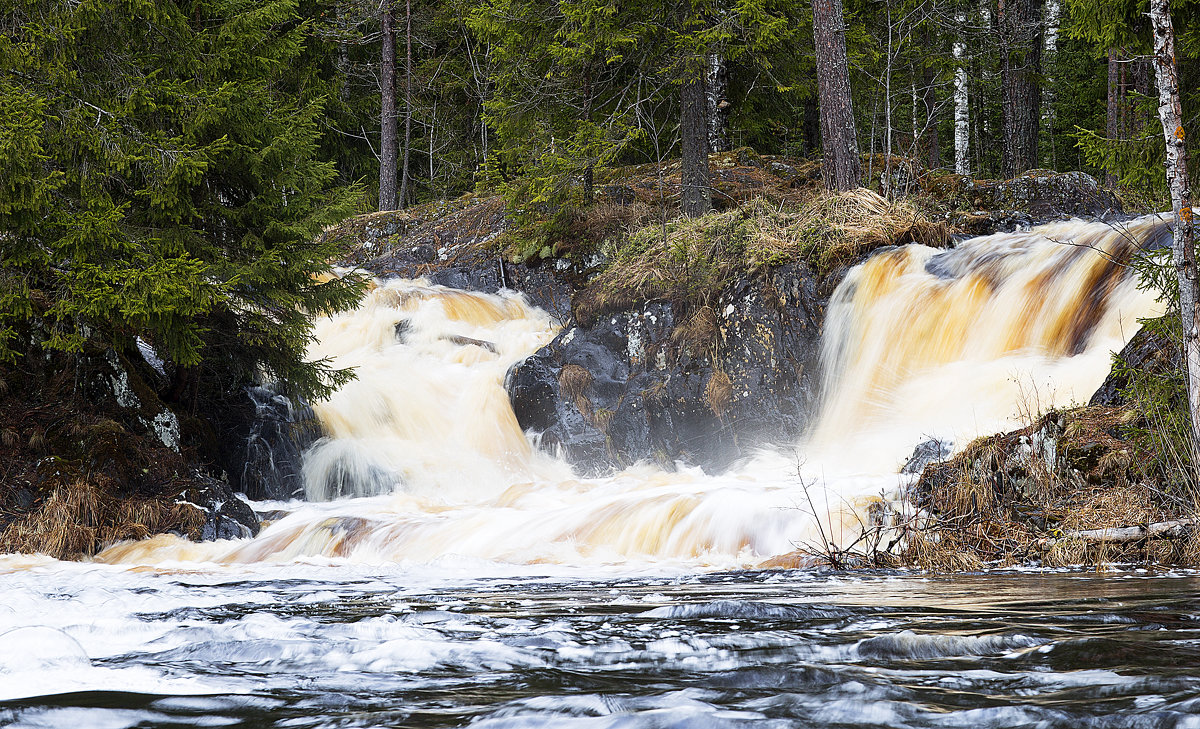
2, 0, 1198, 392
1, 0, 1199, 563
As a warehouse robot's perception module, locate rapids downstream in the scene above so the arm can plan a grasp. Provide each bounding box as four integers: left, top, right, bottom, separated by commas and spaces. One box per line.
3, 215, 1195, 729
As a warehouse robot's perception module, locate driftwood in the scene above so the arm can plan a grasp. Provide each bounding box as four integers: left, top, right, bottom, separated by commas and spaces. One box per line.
1037, 519, 1195, 550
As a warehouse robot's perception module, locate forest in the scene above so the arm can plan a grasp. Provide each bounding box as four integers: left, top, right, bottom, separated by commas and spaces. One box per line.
2, 0, 1198, 376
1, 0, 1199, 562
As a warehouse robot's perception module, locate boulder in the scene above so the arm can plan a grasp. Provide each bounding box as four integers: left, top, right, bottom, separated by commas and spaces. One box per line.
507, 263, 823, 474
183, 473, 261, 541
1090, 321, 1181, 408
924, 170, 1123, 234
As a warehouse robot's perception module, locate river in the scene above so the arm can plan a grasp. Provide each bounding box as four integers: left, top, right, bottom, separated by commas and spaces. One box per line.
4, 559, 1200, 728
0, 215, 1189, 728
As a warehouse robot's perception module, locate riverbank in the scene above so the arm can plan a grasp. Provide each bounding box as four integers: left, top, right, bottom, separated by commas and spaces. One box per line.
1, 151, 1183, 568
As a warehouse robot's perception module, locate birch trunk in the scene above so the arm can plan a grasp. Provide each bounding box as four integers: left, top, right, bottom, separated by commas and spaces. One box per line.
706, 52, 729, 154
1149, 0, 1200, 463
953, 11, 969, 174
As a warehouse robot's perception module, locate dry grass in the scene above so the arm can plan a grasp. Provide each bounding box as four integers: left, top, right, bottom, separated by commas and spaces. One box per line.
573, 189, 949, 328
904, 406, 1200, 570
704, 369, 733, 417
0, 479, 205, 559
558, 364, 594, 420
777, 189, 950, 272
0, 357, 216, 560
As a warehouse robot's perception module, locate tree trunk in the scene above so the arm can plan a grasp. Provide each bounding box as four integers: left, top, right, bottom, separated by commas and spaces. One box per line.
922, 27, 940, 170
802, 96, 820, 157
680, 65, 711, 217
582, 59, 596, 205
813, 0, 861, 191
1150, 0, 1199, 464
999, 0, 1042, 178
706, 52, 729, 154
379, 6, 398, 211
1042, 0, 1060, 169
1106, 46, 1120, 188
953, 11, 969, 174
398, 0, 413, 208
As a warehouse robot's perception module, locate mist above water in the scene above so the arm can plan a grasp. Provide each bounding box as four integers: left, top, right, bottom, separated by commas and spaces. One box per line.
93, 216, 1166, 569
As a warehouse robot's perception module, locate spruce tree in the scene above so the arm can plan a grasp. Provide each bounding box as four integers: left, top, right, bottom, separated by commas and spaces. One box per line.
0, 0, 365, 408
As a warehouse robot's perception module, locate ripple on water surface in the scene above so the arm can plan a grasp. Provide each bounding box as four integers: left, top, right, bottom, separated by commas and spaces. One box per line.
4, 563, 1200, 728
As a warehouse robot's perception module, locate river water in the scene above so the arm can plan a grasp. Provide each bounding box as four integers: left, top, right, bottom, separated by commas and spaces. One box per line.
4, 559, 1200, 728
1, 216, 1190, 727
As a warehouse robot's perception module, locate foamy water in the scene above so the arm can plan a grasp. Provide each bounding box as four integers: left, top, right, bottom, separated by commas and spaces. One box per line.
86, 216, 1167, 569
0, 215, 1185, 726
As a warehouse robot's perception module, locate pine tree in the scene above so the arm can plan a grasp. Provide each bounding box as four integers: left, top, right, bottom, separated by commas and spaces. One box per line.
813, 0, 861, 190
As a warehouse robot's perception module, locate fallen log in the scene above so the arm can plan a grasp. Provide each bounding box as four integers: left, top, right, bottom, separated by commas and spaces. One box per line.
1037, 519, 1195, 550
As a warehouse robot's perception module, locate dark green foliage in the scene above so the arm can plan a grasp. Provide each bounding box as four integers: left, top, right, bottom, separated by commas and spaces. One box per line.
1113, 314, 1196, 494
0, 0, 366, 404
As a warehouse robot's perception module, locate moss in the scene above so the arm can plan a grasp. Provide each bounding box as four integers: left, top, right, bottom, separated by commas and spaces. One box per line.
572, 189, 950, 328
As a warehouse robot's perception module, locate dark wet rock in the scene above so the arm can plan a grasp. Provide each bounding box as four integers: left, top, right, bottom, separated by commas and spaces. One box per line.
1090, 322, 1180, 408
195, 385, 321, 502
924, 171, 1122, 234
902, 439, 953, 475
507, 263, 823, 475
236, 386, 322, 501
328, 202, 578, 321
443, 335, 498, 354
183, 473, 261, 541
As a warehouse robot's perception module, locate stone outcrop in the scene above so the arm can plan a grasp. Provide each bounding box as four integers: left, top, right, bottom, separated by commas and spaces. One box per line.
923, 170, 1123, 234
507, 263, 823, 473
1090, 322, 1181, 408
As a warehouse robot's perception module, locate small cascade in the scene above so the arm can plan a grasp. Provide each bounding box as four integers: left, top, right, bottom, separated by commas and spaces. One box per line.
96, 217, 1168, 568
299, 280, 569, 501
807, 216, 1167, 472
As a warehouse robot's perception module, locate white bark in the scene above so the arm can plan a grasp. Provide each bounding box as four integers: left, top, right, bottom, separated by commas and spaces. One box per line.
953, 11, 969, 174
706, 52, 729, 153
1042, 0, 1060, 168
1037, 520, 1195, 548
1150, 0, 1200, 463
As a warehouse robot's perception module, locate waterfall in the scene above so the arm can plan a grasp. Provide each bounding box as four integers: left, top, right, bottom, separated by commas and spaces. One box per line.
806, 215, 1167, 472
96, 217, 1168, 567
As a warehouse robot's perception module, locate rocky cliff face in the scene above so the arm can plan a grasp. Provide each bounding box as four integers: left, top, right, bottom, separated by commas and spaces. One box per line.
507, 263, 823, 473
320, 163, 1120, 477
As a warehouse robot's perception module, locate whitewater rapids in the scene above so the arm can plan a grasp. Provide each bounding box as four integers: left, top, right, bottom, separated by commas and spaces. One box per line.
94, 215, 1165, 568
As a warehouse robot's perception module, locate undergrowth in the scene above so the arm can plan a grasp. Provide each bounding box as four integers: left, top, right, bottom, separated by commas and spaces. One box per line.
572, 189, 949, 326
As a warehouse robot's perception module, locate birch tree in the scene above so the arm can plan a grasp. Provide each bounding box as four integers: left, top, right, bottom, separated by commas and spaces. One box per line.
1149, 0, 1199, 459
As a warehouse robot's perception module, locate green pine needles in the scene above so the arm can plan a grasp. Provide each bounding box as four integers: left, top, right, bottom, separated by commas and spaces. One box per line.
0, 0, 367, 405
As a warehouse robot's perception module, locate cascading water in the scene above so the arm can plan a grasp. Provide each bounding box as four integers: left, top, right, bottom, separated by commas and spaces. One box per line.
95, 215, 1166, 568
807, 215, 1167, 472
7, 215, 1197, 729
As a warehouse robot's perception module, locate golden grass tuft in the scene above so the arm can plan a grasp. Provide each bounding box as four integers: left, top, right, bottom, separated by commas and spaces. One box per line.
704, 369, 733, 417
558, 363, 595, 420
558, 364, 593, 401
0, 479, 206, 559
672, 305, 718, 357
